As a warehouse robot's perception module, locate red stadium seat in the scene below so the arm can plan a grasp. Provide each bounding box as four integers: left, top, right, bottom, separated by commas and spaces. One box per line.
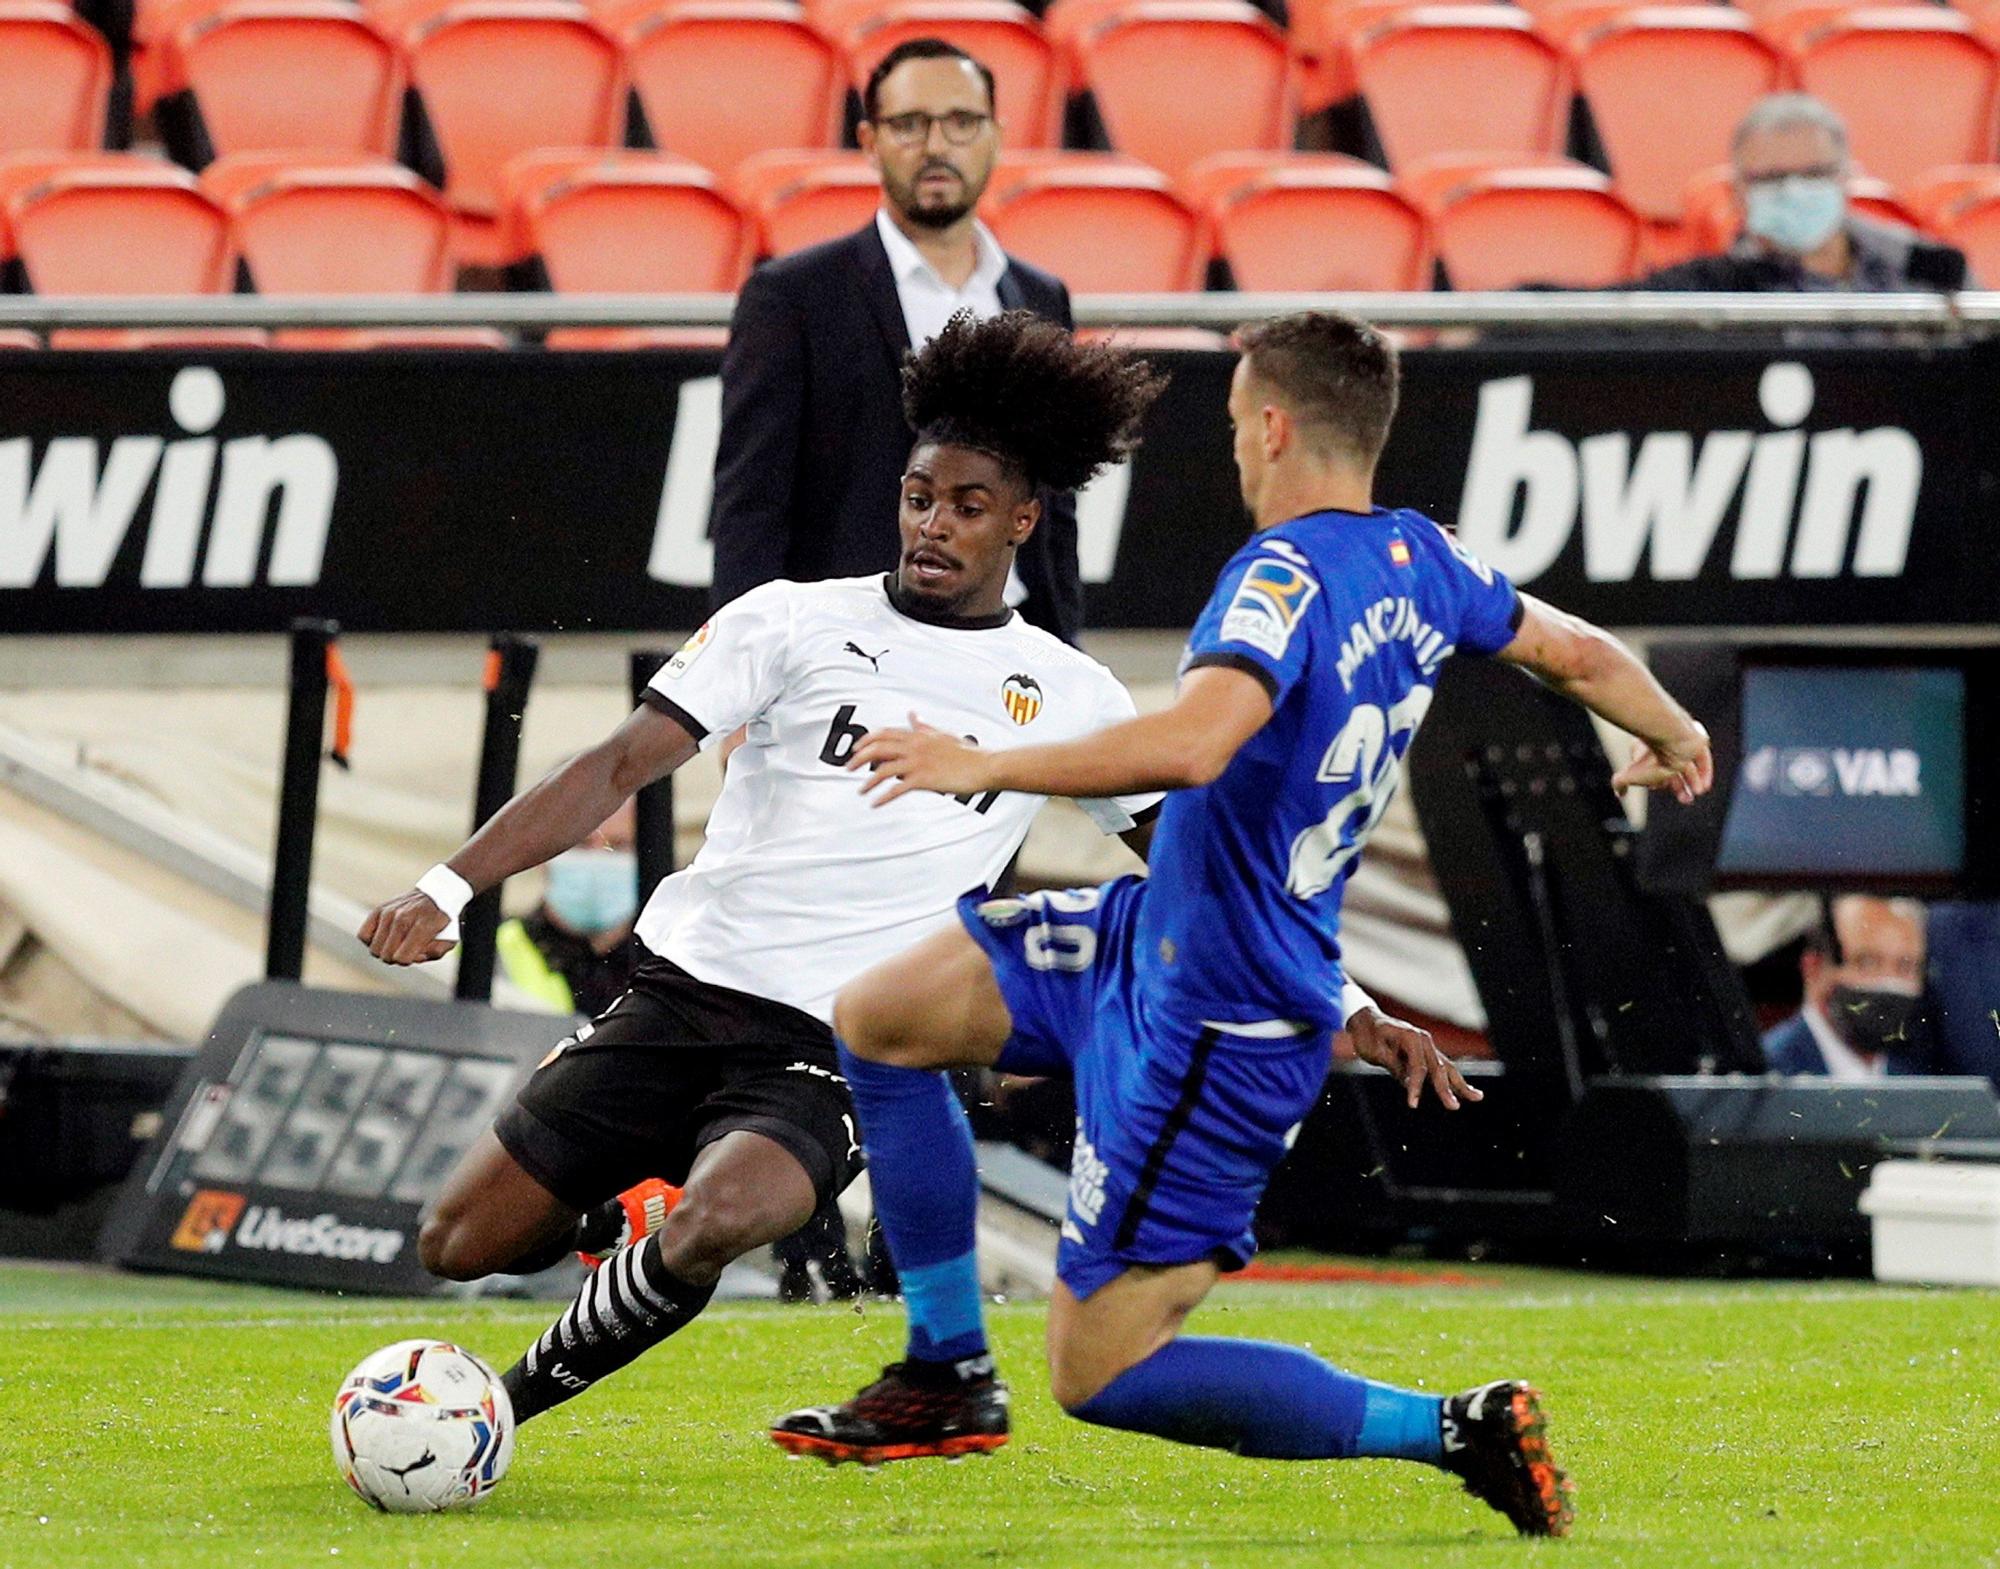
0, 2, 112, 155
147, 0, 402, 163
201, 155, 454, 292
1078, 325, 1229, 348
1565, 8, 1784, 223
799, 0, 887, 40
1183, 152, 1432, 290
985, 161, 1207, 289
846, 2, 1060, 148
0, 329, 39, 348
1074, 2, 1293, 182
1899, 163, 2000, 228
1407, 158, 1641, 287
49, 327, 270, 346
1287, 0, 1506, 115
733, 150, 882, 256
504, 150, 754, 290
545, 326, 732, 348
617, 1, 843, 176
982, 147, 1158, 200
1929, 178, 2000, 283
1, 158, 234, 293
1349, 7, 1568, 172
1680, 162, 1922, 251
1731, 0, 1868, 24
1766, 8, 1999, 187
398, 0, 627, 265
273, 327, 511, 347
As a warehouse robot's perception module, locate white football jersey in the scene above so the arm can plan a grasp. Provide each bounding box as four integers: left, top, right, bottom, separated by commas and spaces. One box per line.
635, 576, 1159, 1023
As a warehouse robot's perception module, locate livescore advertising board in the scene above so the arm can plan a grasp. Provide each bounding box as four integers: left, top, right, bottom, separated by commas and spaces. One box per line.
102, 983, 579, 1295
0, 340, 1994, 635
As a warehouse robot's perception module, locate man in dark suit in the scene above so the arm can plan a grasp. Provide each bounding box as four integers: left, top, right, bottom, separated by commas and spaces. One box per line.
709, 38, 1083, 643
1763, 895, 1932, 1078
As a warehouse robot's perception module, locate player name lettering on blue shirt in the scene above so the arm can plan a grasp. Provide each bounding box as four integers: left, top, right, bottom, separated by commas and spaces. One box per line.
1333, 595, 1455, 693
1134, 506, 1523, 1031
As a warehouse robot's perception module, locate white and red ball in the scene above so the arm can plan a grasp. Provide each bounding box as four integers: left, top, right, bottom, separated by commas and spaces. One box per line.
330, 1339, 514, 1513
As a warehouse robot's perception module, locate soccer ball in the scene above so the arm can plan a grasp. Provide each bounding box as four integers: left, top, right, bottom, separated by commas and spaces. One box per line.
330, 1339, 514, 1513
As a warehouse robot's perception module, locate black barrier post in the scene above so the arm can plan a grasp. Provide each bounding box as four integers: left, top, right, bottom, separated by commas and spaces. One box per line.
628, 651, 676, 905
456, 635, 540, 1003
267, 619, 337, 982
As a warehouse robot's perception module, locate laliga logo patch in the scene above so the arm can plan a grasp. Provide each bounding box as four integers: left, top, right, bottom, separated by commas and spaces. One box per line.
1001, 673, 1043, 726
171, 1189, 246, 1253
1220, 556, 1320, 660
662, 621, 714, 679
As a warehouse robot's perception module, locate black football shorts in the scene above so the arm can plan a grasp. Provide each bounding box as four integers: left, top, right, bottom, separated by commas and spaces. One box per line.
493, 953, 861, 1210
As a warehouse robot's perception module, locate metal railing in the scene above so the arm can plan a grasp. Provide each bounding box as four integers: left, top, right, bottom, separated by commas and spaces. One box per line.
0, 290, 1992, 333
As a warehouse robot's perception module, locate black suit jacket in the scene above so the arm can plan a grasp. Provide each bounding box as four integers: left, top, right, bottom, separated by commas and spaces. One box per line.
709, 221, 1082, 642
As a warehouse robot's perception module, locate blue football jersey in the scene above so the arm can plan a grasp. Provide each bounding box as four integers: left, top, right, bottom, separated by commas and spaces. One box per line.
1133, 506, 1522, 1030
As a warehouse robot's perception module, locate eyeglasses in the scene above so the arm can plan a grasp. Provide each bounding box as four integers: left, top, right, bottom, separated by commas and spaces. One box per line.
1740, 163, 1844, 188
873, 109, 992, 146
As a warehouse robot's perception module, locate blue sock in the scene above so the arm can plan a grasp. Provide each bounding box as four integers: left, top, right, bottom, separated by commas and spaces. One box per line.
837, 1041, 987, 1365
1069, 1337, 1444, 1463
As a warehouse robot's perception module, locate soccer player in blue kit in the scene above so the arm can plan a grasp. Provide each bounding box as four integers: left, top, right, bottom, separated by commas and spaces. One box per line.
771, 312, 1714, 1536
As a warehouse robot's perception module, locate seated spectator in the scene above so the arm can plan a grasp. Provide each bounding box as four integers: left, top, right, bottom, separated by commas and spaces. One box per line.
1764, 895, 1931, 1079
497, 802, 639, 1017
1634, 93, 1968, 293
1926, 900, 2000, 1089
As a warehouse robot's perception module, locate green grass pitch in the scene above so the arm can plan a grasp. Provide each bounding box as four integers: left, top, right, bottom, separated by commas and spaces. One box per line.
2, 1259, 1995, 1569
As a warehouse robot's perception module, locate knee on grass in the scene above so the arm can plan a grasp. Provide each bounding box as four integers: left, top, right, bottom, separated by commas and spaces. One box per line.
1046, 1344, 1123, 1415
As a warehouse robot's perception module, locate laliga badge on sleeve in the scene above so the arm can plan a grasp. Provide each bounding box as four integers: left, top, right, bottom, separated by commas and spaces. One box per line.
663, 621, 714, 678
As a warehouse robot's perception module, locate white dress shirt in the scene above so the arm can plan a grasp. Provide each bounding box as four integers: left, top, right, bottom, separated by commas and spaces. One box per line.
1803, 1000, 1887, 1081
875, 207, 1008, 348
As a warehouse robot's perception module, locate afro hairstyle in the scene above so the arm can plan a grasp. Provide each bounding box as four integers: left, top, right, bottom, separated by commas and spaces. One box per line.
900, 310, 1168, 494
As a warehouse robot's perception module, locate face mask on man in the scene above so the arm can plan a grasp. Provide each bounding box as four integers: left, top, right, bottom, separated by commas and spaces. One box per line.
544, 848, 638, 936
1824, 983, 1921, 1058
1743, 175, 1846, 255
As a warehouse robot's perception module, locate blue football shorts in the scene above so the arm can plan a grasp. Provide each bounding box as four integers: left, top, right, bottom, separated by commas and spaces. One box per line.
957, 874, 1332, 1300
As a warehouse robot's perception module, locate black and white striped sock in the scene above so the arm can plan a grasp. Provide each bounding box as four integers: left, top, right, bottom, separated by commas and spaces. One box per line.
500, 1233, 715, 1423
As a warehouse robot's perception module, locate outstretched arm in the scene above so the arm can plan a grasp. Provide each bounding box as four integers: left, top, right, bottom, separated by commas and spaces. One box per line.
848, 665, 1275, 807
358, 703, 701, 965
1496, 594, 1713, 803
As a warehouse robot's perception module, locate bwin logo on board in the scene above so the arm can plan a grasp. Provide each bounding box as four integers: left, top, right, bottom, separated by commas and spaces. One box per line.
1456, 363, 1922, 586
0, 366, 339, 590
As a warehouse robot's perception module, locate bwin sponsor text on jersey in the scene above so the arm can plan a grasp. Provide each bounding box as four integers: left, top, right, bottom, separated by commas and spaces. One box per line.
0, 366, 338, 590
1456, 362, 1921, 586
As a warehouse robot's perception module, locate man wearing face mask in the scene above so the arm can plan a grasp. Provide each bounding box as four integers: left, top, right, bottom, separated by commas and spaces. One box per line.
1632, 94, 1969, 293
497, 802, 640, 1018
1763, 896, 1932, 1079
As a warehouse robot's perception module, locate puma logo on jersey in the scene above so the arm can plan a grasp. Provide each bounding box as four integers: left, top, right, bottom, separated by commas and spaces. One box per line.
843, 641, 887, 672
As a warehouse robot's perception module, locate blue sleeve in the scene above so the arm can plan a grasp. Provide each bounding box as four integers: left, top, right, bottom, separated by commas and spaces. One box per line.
1182, 542, 1323, 703
1431, 523, 1522, 657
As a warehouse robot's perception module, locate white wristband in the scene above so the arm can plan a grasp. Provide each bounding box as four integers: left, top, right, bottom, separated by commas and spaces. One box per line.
415, 863, 473, 942
1339, 977, 1378, 1025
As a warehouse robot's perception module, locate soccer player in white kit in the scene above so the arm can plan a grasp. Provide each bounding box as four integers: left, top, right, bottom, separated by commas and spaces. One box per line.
358, 312, 1167, 1426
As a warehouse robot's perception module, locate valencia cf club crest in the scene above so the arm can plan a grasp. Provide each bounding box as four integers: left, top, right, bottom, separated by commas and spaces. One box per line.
171, 1189, 246, 1253
1001, 673, 1043, 726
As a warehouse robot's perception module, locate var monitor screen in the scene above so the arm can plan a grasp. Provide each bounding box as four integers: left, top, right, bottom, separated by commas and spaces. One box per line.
1718, 663, 1966, 880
